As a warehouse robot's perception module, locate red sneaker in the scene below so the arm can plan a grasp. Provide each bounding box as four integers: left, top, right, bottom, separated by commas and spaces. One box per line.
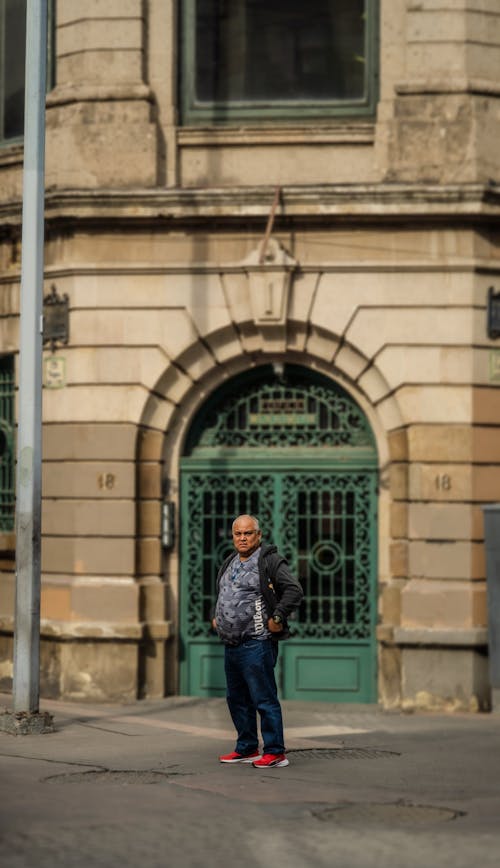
219, 750, 261, 764
252, 753, 289, 768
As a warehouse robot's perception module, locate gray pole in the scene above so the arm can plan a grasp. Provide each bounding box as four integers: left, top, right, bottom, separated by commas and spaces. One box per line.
13, 0, 48, 714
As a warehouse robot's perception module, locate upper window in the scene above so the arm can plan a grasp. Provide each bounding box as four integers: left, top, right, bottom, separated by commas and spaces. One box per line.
0, 0, 54, 146
0, 0, 27, 143
181, 0, 378, 124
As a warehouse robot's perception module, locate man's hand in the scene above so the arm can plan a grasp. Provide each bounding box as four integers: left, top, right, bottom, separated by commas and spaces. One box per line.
268, 617, 283, 633
212, 618, 217, 630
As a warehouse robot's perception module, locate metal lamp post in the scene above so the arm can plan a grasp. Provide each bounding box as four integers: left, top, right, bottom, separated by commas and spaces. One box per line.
12, 0, 50, 725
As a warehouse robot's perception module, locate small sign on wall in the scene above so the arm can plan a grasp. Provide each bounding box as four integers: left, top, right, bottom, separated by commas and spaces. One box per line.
490, 350, 500, 383
44, 355, 66, 389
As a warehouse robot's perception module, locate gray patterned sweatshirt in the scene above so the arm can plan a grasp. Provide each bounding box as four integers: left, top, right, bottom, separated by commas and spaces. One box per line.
213, 544, 303, 644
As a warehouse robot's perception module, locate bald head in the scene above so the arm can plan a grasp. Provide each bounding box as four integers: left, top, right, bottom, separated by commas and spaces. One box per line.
232, 514, 260, 532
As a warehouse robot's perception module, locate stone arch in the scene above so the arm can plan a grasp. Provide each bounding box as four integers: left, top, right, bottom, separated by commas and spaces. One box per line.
134, 322, 408, 697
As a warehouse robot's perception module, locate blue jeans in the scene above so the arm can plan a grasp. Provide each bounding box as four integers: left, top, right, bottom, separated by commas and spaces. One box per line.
224, 638, 285, 756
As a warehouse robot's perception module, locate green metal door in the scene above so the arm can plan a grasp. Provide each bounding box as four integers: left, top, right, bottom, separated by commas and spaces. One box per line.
179, 365, 378, 702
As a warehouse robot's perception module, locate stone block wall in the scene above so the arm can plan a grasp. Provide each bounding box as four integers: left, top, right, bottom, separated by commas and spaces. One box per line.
0, 0, 499, 705
1, 198, 499, 703
387, 0, 500, 183
45, 0, 157, 189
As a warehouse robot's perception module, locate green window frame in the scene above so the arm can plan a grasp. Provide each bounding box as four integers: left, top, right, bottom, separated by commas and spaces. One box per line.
0, 0, 55, 146
0, 355, 15, 532
180, 0, 378, 125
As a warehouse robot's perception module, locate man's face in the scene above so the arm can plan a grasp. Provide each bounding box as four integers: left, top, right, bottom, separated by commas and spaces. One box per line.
232, 517, 262, 559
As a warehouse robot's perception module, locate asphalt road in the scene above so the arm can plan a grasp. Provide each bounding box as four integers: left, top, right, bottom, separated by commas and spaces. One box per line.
1, 694, 499, 868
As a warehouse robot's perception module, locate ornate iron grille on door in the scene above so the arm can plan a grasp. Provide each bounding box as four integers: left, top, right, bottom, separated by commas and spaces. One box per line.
184, 472, 275, 639
281, 472, 375, 640
180, 364, 378, 701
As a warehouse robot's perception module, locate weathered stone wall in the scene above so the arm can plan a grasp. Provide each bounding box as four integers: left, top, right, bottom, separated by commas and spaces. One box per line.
387, 0, 500, 182
45, 0, 157, 188
0, 0, 499, 705
1, 205, 499, 704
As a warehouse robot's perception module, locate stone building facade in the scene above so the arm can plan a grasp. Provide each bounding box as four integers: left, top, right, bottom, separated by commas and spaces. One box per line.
1, 0, 499, 709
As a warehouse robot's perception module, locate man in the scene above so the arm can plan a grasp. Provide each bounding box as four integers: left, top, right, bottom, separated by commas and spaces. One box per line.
212, 514, 303, 768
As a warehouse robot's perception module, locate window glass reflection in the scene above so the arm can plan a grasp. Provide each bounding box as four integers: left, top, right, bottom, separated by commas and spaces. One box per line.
2, 0, 27, 140
195, 0, 366, 105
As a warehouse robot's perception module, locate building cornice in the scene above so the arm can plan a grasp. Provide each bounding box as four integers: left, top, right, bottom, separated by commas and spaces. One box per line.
1, 183, 500, 229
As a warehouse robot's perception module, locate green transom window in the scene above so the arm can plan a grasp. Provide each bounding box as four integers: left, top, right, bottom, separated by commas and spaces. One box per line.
185, 364, 377, 457
180, 0, 378, 124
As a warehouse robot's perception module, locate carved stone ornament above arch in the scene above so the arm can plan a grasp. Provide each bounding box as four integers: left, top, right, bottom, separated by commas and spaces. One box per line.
241, 238, 298, 327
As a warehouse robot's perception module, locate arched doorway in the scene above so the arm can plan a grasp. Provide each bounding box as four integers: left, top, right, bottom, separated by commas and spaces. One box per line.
179, 363, 379, 702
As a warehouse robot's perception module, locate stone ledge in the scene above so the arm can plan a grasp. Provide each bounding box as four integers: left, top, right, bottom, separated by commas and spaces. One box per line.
1, 182, 499, 226
0, 617, 172, 642
395, 78, 500, 97
46, 83, 154, 107
376, 624, 395, 643
177, 123, 375, 147
142, 621, 172, 641
393, 627, 488, 648
0, 143, 23, 168
38, 620, 144, 640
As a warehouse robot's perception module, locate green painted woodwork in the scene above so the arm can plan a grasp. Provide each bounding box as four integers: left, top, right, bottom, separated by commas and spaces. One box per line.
179, 365, 378, 702
282, 641, 375, 701
180, 0, 379, 125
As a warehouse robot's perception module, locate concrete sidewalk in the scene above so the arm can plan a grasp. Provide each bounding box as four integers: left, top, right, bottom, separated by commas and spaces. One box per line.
1, 693, 499, 868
